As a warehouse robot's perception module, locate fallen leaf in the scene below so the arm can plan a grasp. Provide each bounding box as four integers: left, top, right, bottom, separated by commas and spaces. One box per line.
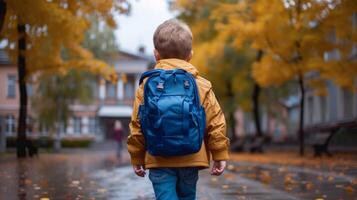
227, 164, 235, 170
260, 171, 272, 184
211, 177, 218, 182
345, 185, 355, 194
278, 167, 287, 173
284, 174, 296, 186
34, 186, 41, 190
72, 180, 80, 185
244, 173, 257, 179
327, 176, 334, 182
222, 184, 229, 189
305, 182, 314, 190
97, 188, 107, 193
223, 173, 235, 181
25, 179, 32, 185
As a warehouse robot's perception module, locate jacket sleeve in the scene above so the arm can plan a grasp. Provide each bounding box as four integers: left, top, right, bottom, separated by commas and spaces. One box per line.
203, 88, 230, 161
127, 84, 146, 165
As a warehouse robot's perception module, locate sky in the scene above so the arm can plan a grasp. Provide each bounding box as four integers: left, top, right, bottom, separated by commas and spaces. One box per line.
114, 0, 176, 55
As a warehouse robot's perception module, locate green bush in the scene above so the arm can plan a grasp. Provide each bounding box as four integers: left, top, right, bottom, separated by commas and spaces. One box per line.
5, 136, 93, 148
61, 137, 93, 148
38, 136, 54, 148
6, 136, 17, 148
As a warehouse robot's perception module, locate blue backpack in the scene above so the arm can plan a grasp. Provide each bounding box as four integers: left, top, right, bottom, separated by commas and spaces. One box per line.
138, 69, 206, 156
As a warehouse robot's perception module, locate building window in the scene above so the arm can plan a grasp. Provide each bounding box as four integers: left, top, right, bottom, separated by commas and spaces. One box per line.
39, 123, 49, 136
342, 89, 353, 119
7, 75, 16, 98
73, 117, 82, 134
5, 115, 16, 135
27, 84, 33, 97
88, 117, 96, 134
106, 81, 116, 98
124, 81, 134, 99
59, 122, 66, 134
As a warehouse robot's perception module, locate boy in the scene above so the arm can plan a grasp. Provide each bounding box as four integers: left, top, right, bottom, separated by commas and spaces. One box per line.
127, 19, 229, 200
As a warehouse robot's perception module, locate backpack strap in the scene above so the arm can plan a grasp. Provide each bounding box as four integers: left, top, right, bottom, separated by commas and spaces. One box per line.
139, 69, 164, 85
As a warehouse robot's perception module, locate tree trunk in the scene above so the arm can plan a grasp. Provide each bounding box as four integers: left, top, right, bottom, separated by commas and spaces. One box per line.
0, 1, 6, 153
0, 0, 6, 31
298, 73, 305, 156
252, 50, 263, 137
0, 116, 5, 153
16, 24, 28, 158
252, 82, 262, 137
228, 109, 237, 144
54, 87, 62, 153
226, 81, 238, 143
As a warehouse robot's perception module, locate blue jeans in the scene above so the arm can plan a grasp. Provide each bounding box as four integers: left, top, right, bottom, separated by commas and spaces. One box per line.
149, 167, 199, 200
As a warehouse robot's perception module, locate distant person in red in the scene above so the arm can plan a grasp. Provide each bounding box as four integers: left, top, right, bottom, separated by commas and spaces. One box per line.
114, 120, 124, 160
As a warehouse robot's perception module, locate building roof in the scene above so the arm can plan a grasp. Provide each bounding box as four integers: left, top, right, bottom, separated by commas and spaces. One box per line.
106, 50, 155, 73
0, 49, 155, 70
97, 105, 133, 117
106, 50, 154, 62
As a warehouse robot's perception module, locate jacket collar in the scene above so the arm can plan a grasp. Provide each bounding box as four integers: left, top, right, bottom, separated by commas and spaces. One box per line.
155, 59, 199, 77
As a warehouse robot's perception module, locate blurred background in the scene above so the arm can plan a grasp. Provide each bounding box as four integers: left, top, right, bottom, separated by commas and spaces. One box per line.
0, 0, 356, 199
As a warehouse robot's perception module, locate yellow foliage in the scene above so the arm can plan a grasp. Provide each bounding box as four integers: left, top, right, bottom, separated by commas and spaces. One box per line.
1, 0, 129, 82
211, 0, 357, 89
173, 0, 258, 112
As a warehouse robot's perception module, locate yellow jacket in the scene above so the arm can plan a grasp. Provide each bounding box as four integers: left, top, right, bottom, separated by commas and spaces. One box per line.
127, 59, 229, 169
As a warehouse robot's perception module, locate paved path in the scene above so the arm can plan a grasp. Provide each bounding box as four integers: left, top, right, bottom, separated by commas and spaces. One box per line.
91, 166, 301, 200
0, 143, 356, 200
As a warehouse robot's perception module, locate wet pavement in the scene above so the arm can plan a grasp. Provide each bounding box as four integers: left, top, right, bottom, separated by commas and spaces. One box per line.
213, 162, 357, 200
0, 143, 356, 200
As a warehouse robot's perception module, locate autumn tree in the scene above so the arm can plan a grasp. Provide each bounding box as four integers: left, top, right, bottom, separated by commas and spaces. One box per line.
33, 16, 121, 151
213, 0, 357, 155
0, 0, 130, 158
32, 70, 94, 151
172, 0, 268, 146
82, 15, 119, 59
172, 0, 275, 149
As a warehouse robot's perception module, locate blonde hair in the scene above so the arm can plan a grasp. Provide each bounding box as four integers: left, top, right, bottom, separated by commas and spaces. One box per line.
153, 19, 193, 60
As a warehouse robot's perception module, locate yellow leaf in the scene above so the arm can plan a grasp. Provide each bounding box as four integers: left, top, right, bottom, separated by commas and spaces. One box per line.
260, 171, 272, 184
222, 184, 229, 189
305, 182, 314, 190
345, 185, 355, 194
227, 164, 235, 170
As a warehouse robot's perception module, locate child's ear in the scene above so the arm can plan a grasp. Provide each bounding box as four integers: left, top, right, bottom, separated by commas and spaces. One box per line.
186, 50, 193, 62
154, 49, 161, 61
